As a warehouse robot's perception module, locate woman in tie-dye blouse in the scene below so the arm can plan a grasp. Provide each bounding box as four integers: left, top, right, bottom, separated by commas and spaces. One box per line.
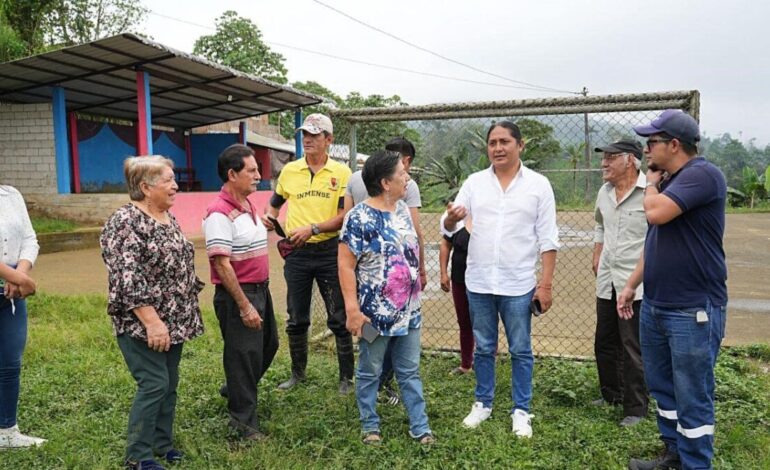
339, 150, 433, 446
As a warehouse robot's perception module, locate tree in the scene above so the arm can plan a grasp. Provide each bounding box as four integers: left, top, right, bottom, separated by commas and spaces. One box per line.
43, 0, 148, 46
292, 81, 342, 108
0, 16, 27, 61
765, 165, 770, 194
0, 0, 57, 58
739, 166, 767, 209
564, 142, 586, 196
516, 118, 561, 169
702, 133, 752, 189
270, 80, 340, 139
193, 11, 287, 84
419, 146, 471, 206
280, 85, 420, 158
336, 92, 418, 156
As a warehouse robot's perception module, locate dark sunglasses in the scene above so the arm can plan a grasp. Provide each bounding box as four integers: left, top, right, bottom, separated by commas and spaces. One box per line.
646, 138, 672, 150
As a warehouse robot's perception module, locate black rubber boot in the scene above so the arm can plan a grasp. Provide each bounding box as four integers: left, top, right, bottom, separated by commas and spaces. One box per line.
336, 334, 355, 395
628, 447, 682, 470
277, 333, 308, 391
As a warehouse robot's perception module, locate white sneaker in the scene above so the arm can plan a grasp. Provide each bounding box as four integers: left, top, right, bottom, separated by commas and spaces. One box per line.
462, 402, 492, 428
511, 409, 533, 438
0, 425, 47, 448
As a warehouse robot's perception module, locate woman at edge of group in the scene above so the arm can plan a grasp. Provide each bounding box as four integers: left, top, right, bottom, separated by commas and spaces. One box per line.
100, 156, 204, 470
339, 150, 435, 446
0, 184, 45, 448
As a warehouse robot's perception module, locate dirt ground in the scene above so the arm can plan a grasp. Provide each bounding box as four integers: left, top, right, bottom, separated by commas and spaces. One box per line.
31, 213, 770, 356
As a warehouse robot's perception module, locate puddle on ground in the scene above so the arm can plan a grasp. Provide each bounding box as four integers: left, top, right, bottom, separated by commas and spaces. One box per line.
728, 298, 770, 313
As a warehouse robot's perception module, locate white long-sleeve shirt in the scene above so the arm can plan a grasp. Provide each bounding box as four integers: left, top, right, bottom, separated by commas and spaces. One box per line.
441, 165, 560, 296
0, 185, 39, 267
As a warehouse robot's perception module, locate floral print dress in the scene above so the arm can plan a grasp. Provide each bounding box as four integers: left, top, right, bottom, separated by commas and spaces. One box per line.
100, 204, 204, 344
340, 200, 421, 336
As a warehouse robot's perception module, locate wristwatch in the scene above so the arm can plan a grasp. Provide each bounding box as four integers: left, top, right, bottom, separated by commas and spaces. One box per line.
311, 223, 321, 236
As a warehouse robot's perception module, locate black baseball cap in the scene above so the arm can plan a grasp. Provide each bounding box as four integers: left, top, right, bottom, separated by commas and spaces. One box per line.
633, 109, 700, 145
594, 139, 643, 159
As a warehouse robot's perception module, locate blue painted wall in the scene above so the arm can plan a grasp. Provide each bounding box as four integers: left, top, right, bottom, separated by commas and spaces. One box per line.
78, 125, 187, 193
76, 124, 240, 193
154, 133, 186, 168
191, 133, 239, 191
78, 124, 136, 192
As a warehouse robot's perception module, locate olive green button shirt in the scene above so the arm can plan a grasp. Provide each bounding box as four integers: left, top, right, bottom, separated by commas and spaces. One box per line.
594, 172, 647, 300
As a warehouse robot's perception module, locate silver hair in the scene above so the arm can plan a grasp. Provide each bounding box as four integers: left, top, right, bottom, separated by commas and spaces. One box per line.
124, 156, 175, 201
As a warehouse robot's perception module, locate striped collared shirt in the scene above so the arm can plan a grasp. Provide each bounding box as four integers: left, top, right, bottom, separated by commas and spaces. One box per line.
203, 189, 269, 284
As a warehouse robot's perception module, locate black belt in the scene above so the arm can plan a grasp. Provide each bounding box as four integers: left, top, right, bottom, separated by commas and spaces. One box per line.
298, 237, 339, 251
215, 281, 269, 292
240, 281, 269, 287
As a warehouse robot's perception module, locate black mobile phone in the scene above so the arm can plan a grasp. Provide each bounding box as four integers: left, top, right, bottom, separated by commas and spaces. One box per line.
530, 299, 542, 317
267, 216, 286, 238
361, 322, 379, 343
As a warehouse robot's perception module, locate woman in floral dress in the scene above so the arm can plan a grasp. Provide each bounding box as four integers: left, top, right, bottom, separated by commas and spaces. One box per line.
100, 156, 203, 470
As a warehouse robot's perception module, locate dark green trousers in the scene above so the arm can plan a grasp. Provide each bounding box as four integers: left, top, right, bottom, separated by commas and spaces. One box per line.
117, 334, 183, 462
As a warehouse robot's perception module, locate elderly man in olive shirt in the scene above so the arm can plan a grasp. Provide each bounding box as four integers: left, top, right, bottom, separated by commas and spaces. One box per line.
591, 139, 649, 427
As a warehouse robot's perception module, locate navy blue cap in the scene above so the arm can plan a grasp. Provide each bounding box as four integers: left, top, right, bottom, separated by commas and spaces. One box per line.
633, 109, 700, 145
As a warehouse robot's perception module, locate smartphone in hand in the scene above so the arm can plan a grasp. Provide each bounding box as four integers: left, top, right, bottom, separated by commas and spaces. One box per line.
361, 322, 379, 343
267, 216, 287, 238
530, 299, 542, 317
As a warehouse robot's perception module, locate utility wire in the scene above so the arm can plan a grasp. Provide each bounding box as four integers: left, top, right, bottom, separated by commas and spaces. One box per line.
148, 10, 569, 93
312, 0, 580, 95
269, 41, 559, 91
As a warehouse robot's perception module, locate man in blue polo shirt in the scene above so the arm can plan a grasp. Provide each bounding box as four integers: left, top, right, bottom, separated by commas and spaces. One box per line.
617, 110, 727, 470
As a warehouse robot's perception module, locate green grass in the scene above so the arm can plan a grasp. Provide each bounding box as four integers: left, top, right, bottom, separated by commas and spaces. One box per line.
30, 217, 80, 234
5, 293, 769, 469
725, 203, 770, 214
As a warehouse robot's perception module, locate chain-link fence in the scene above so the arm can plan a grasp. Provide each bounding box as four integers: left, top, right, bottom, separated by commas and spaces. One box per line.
308, 91, 699, 358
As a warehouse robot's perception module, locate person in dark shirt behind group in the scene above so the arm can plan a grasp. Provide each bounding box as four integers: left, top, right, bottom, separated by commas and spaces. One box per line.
439, 217, 473, 375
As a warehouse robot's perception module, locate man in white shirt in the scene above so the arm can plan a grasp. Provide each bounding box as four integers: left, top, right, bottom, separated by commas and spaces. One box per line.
443, 121, 559, 438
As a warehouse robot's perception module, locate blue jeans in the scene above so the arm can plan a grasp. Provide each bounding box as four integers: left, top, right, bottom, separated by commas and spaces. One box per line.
0, 296, 27, 428
640, 298, 726, 470
467, 289, 534, 413
378, 342, 395, 390
355, 328, 430, 437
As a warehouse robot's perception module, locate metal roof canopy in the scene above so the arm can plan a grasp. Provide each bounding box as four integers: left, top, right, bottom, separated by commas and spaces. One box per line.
0, 33, 324, 129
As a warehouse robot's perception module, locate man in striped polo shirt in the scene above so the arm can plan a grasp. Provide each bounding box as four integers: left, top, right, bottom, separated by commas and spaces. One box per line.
203, 144, 279, 441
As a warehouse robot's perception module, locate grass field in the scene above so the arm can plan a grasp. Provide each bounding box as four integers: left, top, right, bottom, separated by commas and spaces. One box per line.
4, 293, 769, 469
30, 217, 80, 234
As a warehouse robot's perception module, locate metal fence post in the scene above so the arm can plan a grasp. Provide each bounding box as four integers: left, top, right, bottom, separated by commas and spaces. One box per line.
349, 122, 358, 171
294, 109, 303, 159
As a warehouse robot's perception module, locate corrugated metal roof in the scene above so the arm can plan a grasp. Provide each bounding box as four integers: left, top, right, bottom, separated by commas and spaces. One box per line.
0, 33, 324, 129
246, 130, 296, 154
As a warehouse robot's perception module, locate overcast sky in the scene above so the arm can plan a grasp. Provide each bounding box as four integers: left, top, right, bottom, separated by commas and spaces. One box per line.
144, 0, 770, 145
